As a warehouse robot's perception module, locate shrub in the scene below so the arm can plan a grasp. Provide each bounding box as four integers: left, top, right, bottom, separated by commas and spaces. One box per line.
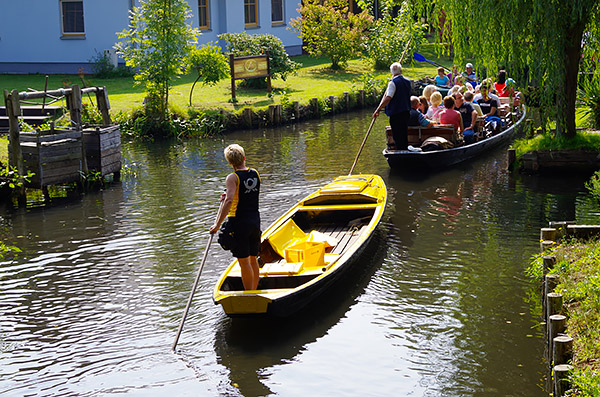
188, 43, 230, 106
89, 51, 133, 78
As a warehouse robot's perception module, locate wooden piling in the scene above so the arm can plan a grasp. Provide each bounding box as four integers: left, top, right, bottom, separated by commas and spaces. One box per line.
311, 98, 319, 116
293, 101, 299, 120
548, 314, 566, 362
507, 148, 516, 168
545, 273, 559, 296
541, 227, 557, 241
358, 90, 365, 107
553, 335, 573, 365
329, 96, 335, 112
244, 107, 253, 127
553, 364, 573, 397
542, 256, 556, 276
546, 292, 563, 321
343, 92, 349, 110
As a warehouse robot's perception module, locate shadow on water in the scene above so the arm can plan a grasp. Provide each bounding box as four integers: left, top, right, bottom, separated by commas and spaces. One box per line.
212, 229, 388, 396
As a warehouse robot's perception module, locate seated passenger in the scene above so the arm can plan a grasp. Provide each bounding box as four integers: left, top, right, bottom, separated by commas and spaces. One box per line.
434, 67, 451, 88
428, 91, 444, 122
447, 65, 459, 85
464, 91, 483, 116
494, 70, 507, 96
422, 84, 438, 104
409, 96, 434, 127
418, 96, 429, 115
464, 63, 477, 88
439, 96, 464, 144
453, 92, 478, 144
474, 83, 499, 118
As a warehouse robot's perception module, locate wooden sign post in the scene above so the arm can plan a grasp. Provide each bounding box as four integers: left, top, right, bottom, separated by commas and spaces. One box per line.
230, 52, 271, 101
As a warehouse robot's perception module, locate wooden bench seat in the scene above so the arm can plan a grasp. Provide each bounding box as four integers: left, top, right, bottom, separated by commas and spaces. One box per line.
386, 124, 456, 149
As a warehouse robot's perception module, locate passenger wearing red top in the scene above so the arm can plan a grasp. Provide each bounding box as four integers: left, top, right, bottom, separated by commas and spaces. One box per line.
438, 96, 464, 143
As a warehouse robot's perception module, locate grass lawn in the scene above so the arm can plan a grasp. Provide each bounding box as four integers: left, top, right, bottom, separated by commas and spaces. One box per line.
0, 53, 444, 116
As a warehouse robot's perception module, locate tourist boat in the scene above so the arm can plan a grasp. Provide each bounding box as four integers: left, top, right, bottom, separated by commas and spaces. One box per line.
213, 174, 387, 317
383, 106, 527, 170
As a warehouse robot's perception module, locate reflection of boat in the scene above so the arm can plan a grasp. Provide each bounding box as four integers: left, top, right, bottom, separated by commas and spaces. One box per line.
213, 174, 387, 317
383, 108, 527, 170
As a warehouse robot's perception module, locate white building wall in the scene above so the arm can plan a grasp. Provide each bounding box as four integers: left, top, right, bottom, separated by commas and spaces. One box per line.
0, 0, 302, 74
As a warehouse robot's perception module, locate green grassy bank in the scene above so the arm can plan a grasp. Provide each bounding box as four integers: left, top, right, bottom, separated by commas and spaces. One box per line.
529, 240, 600, 395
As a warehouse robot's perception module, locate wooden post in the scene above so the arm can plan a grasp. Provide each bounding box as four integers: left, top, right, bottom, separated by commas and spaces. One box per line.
553, 335, 573, 365
329, 95, 335, 112
4, 89, 26, 201
548, 314, 567, 361
268, 105, 275, 124
311, 98, 319, 116
229, 54, 236, 101
553, 364, 573, 397
358, 89, 365, 107
541, 239, 555, 252
275, 104, 281, 124
244, 107, 252, 127
96, 86, 112, 126
542, 256, 556, 276
507, 148, 516, 168
266, 50, 272, 95
293, 101, 299, 120
545, 273, 559, 296
344, 92, 349, 110
546, 292, 563, 321
541, 227, 557, 241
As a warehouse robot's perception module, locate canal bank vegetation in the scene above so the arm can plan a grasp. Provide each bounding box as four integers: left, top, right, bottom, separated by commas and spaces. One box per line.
528, 239, 600, 396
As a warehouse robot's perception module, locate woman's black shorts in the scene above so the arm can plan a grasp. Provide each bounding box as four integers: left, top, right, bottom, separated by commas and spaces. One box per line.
228, 215, 261, 259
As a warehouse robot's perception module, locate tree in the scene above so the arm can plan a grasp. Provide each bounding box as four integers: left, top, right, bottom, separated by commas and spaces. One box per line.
187, 43, 229, 106
402, 0, 600, 138
366, 4, 425, 70
115, 0, 198, 119
290, 0, 373, 69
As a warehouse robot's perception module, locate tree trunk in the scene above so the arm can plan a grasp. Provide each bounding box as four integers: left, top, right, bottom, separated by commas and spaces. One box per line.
558, 22, 585, 138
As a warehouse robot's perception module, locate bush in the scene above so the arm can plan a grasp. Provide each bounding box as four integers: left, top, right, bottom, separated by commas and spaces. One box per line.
219, 32, 300, 88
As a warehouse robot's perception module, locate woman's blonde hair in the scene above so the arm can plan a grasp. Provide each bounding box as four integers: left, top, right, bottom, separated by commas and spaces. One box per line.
430, 91, 443, 107
422, 85, 437, 101
224, 144, 245, 167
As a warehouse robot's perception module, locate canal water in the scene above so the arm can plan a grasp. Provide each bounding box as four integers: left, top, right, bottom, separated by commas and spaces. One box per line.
1, 110, 599, 396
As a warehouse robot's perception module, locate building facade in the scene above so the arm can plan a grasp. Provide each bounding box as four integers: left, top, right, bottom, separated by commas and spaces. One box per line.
0, 0, 302, 74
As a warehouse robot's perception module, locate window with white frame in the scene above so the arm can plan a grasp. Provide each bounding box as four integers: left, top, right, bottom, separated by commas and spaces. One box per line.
60, 0, 85, 36
271, 0, 283, 24
244, 0, 258, 27
198, 0, 210, 30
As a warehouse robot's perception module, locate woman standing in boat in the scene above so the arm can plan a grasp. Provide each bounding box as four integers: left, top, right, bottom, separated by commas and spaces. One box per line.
210, 144, 261, 291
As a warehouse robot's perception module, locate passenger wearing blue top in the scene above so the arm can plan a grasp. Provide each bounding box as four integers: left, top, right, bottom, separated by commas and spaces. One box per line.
453, 92, 478, 144
408, 96, 434, 127
434, 67, 451, 87
373, 62, 412, 150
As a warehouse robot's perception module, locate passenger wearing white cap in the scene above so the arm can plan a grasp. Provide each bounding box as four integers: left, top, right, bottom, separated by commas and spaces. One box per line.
464, 63, 477, 88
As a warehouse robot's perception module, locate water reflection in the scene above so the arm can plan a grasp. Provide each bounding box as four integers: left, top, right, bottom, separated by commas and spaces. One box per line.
1, 109, 599, 396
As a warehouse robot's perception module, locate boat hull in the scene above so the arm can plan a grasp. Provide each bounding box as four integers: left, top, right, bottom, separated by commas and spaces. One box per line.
383, 109, 527, 170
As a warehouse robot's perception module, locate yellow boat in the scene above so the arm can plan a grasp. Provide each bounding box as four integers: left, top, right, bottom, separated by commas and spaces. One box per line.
213, 174, 387, 316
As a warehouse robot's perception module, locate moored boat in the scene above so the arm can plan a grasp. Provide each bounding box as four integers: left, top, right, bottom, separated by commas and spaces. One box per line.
213, 174, 387, 317
383, 106, 527, 170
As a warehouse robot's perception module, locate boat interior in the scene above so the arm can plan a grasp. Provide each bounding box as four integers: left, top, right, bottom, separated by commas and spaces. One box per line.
218, 207, 376, 292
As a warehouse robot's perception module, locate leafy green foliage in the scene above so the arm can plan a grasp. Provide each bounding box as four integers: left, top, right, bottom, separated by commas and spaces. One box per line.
366, 5, 425, 70
512, 130, 600, 159
187, 43, 229, 106
0, 165, 34, 190
579, 75, 600, 130
290, 0, 373, 69
219, 32, 300, 88
115, 0, 199, 121
586, 171, 600, 202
